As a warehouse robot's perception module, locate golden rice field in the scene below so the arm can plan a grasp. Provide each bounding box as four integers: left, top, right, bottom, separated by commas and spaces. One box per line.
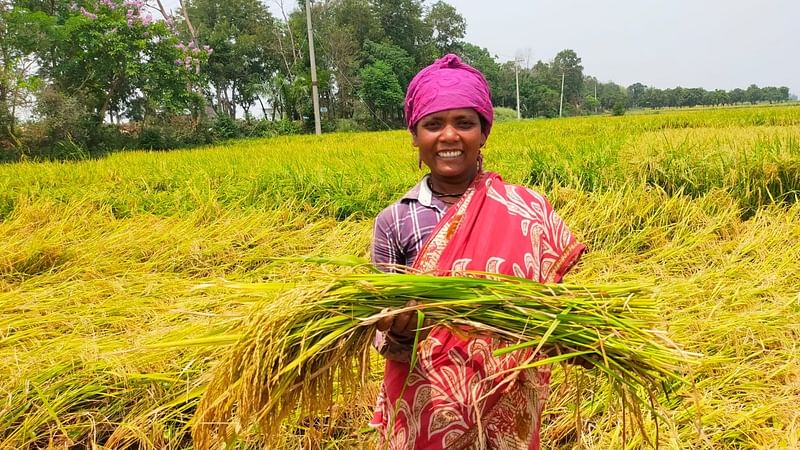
2, 105, 799, 449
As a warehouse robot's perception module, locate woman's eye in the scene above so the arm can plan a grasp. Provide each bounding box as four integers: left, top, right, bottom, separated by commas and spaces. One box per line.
423, 122, 442, 131
457, 121, 476, 129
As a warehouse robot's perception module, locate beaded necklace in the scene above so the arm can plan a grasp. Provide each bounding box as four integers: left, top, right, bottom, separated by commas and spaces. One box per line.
426, 177, 466, 198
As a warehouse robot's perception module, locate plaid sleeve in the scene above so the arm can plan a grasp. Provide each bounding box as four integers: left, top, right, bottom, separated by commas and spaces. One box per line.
371, 204, 403, 273
371, 204, 414, 361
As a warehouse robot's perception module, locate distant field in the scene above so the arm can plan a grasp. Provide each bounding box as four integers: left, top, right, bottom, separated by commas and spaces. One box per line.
1, 105, 799, 449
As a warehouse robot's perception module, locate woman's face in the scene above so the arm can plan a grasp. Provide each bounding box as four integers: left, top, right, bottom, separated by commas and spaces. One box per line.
413, 108, 486, 183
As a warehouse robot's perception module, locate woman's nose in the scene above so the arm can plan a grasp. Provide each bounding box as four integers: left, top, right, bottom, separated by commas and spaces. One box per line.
440, 124, 459, 141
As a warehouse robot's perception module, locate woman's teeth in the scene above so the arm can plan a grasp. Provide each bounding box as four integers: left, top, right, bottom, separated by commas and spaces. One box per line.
438, 151, 463, 158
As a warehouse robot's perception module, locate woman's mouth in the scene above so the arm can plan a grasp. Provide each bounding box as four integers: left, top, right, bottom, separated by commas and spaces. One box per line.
437, 150, 463, 159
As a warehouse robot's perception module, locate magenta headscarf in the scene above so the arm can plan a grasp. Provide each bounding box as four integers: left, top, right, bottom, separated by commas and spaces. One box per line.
404, 54, 494, 137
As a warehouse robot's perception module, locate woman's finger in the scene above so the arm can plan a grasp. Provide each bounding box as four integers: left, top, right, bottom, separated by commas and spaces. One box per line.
392, 310, 412, 335
394, 300, 419, 334
376, 308, 393, 332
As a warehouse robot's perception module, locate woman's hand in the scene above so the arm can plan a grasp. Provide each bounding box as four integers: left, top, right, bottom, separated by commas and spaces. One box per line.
376, 300, 423, 341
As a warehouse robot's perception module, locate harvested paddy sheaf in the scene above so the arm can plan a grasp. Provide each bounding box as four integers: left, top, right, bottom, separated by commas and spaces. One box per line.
192, 273, 692, 449
1, 106, 799, 449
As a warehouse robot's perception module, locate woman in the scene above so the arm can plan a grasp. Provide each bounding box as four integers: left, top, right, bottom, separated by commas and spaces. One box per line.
370, 54, 586, 450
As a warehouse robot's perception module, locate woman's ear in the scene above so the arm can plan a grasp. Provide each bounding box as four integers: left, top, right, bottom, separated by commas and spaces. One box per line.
480, 134, 487, 148
411, 130, 419, 148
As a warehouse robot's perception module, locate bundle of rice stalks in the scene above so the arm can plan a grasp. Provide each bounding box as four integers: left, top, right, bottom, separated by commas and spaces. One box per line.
192, 271, 694, 448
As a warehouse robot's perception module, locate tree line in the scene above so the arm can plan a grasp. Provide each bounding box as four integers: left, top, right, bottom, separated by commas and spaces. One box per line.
0, 0, 794, 160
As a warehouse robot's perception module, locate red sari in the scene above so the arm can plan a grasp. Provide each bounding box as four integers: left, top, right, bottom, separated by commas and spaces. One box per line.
371, 172, 586, 450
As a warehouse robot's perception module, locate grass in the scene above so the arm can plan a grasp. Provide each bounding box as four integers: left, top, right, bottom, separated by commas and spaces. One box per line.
1, 105, 799, 448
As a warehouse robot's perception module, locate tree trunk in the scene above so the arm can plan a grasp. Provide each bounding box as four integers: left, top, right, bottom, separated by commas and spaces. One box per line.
258, 96, 268, 119
99, 76, 123, 123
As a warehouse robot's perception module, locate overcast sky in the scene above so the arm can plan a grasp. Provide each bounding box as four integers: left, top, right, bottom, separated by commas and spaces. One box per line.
163, 0, 800, 95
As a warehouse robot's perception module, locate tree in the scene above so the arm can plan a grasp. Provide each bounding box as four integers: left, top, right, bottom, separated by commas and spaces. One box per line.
685, 88, 704, 107
627, 82, 646, 108
358, 60, 403, 124
729, 88, 746, 104
639, 87, 665, 108
362, 40, 414, 89
597, 81, 626, 111
316, 0, 380, 118
746, 84, 762, 104
184, 0, 280, 118
762, 86, 781, 104
491, 60, 516, 109
32, 1, 198, 124
527, 61, 559, 117
778, 86, 790, 102
552, 49, 583, 109
424, 1, 465, 56
611, 98, 625, 116
327, 0, 381, 48
711, 89, 729, 106
459, 43, 499, 96
369, 0, 427, 64
0, 1, 46, 141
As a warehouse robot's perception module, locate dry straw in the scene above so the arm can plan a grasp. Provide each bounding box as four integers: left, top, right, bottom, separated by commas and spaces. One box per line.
192, 271, 695, 448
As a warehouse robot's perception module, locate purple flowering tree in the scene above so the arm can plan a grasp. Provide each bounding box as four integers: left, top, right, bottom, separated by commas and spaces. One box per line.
31, 0, 210, 125
178, 0, 281, 119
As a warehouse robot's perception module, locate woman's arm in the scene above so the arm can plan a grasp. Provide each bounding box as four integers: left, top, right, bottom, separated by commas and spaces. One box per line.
371, 209, 417, 361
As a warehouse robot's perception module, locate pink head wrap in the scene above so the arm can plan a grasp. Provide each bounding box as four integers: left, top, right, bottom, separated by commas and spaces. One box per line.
404, 53, 494, 137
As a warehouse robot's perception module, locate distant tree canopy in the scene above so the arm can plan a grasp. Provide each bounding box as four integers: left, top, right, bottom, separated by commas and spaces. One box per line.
0, 0, 794, 159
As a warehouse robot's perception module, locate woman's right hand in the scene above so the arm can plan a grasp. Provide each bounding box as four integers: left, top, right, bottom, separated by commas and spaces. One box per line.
376, 300, 422, 341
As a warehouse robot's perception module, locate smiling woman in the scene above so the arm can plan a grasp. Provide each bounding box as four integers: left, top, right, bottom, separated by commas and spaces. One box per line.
369, 54, 587, 450
414, 108, 486, 198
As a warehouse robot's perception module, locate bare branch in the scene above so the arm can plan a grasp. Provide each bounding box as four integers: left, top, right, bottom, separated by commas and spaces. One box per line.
272, 0, 300, 67
179, 0, 198, 44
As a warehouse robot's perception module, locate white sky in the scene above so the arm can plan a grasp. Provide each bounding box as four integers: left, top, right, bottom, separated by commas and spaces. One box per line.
161, 0, 800, 96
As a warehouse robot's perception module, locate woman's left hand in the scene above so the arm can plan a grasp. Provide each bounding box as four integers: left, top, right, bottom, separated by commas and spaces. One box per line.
376, 300, 422, 341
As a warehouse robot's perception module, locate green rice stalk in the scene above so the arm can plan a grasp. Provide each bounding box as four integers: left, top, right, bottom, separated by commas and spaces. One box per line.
192, 271, 695, 448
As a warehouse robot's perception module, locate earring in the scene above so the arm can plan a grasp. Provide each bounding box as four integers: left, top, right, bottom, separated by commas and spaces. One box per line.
418, 153, 423, 169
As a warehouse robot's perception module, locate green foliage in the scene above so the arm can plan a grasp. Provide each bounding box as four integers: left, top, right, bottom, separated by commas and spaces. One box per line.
552, 49, 584, 107
25, 87, 90, 152
333, 118, 368, 132
460, 43, 500, 93
212, 114, 240, 140
425, 1, 466, 55
358, 61, 404, 121
369, 0, 426, 59
1, 7, 53, 142
612, 100, 626, 116
188, 0, 280, 119
0, 102, 13, 143
493, 107, 518, 122
138, 126, 179, 151
362, 40, 415, 89
246, 118, 304, 137
41, 7, 190, 121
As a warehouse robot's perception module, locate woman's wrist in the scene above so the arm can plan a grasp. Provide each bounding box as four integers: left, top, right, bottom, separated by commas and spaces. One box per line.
386, 329, 416, 345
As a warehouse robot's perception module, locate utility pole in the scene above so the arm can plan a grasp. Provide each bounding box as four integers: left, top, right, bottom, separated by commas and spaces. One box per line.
305, 0, 322, 135
595, 81, 598, 113
514, 58, 522, 119
559, 72, 565, 118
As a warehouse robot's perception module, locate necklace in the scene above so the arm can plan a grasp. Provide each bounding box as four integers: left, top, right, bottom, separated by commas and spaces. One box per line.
426, 177, 466, 198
